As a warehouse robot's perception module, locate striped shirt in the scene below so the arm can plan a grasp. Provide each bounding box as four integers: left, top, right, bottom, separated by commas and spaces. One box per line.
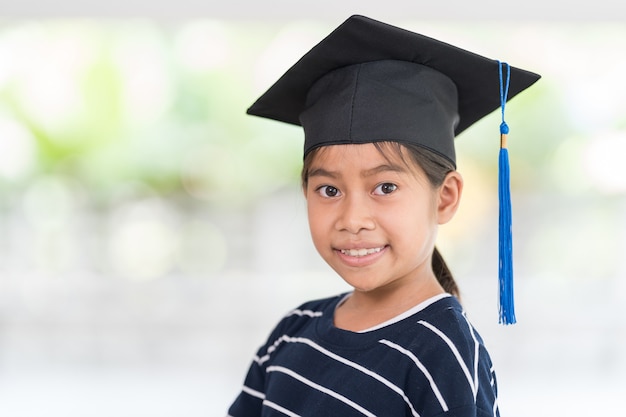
227, 294, 500, 417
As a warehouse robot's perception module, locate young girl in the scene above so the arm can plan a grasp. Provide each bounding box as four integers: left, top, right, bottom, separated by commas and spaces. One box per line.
228, 15, 539, 417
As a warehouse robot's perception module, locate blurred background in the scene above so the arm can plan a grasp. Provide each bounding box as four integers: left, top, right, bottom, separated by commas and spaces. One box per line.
1, 2, 625, 416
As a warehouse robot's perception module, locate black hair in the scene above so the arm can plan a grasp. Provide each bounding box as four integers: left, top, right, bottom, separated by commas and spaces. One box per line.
301, 141, 460, 299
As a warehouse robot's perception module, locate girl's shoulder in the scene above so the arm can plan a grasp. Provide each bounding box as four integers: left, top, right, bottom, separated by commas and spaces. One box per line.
401, 296, 491, 361
289, 293, 344, 314
263, 293, 345, 342
412, 294, 470, 325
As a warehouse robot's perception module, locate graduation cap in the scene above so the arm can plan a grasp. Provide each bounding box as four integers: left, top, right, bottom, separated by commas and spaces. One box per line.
247, 15, 540, 324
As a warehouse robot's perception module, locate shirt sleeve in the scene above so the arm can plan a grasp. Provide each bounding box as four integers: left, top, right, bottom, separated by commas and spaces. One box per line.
226, 307, 298, 417
227, 349, 267, 417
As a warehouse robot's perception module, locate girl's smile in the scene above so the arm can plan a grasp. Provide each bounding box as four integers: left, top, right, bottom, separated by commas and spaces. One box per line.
335, 244, 388, 267
338, 246, 386, 257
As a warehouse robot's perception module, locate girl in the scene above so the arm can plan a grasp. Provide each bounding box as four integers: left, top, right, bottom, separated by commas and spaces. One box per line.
228, 15, 539, 417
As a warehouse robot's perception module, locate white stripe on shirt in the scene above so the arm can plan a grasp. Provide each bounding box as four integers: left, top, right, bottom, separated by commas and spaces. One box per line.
418, 320, 477, 398
286, 309, 323, 318
254, 309, 323, 364
255, 335, 290, 365
461, 312, 480, 400
267, 365, 377, 417
263, 400, 302, 417
379, 339, 448, 412
242, 385, 265, 400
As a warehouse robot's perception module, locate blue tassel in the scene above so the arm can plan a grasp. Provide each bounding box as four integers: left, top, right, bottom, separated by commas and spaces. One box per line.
498, 138, 515, 324
498, 62, 516, 325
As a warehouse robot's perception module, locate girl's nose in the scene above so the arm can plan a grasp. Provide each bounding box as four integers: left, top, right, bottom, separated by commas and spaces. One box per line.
335, 196, 376, 234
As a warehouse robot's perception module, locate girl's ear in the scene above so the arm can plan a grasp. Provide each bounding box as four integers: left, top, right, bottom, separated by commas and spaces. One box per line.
437, 171, 463, 225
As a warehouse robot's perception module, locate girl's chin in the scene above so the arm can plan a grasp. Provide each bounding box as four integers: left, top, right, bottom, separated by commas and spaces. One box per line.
335, 271, 393, 294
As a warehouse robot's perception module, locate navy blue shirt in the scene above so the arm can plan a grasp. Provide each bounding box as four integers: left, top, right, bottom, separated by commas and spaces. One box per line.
228, 294, 499, 417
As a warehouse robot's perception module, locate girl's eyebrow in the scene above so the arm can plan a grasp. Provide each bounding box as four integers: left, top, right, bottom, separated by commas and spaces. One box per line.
307, 167, 337, 179
361, 163, 406, 177
307, 164, 406, 179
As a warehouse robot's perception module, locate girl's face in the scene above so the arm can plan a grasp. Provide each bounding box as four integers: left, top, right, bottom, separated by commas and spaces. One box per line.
304, 143, 461, 296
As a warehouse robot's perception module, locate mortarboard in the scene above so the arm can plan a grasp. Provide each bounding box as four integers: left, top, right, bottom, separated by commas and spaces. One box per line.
247, 15, 540, 324
247, 14, 540, 165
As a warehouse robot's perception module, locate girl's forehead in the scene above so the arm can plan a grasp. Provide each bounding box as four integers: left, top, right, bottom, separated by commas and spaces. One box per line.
310, 143, 405, 166
307, 143, 427, 180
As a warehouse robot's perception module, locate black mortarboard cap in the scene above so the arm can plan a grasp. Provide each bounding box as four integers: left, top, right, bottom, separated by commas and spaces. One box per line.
247, 14, 540, 166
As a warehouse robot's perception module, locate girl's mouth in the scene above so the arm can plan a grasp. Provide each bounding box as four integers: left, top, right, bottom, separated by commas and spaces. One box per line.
339, 247, 385, 257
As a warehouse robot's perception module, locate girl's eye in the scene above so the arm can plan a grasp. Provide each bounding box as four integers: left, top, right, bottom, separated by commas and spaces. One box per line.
317, 185, 341, 198
374, 183, 397, 195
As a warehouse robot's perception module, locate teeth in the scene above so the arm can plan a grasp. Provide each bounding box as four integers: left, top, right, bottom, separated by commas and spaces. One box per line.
340, 247, 383, 257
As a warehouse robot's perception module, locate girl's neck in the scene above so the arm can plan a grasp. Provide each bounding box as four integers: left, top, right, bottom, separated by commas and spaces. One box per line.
334, 276, 445, 332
